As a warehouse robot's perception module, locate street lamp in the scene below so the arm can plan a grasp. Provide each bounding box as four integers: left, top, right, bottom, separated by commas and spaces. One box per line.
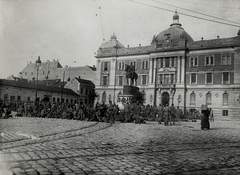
35, 56, 41, 103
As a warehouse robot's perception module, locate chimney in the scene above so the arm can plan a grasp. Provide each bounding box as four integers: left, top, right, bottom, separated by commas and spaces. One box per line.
217, 35, 219, 39
139, 44, 141, 47
78, 76, 81, 79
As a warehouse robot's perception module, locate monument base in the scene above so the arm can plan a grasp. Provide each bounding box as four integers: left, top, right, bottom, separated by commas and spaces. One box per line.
118, 85, 143, 104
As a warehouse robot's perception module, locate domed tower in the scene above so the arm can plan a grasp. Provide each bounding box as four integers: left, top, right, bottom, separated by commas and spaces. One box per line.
151, 11, 193, 46
99, 33, 125, 50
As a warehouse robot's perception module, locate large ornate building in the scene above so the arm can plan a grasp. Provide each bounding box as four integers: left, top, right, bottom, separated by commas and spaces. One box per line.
95, 12, 240, 118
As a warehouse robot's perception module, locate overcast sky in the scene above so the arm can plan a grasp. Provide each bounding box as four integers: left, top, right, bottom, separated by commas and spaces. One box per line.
0, 0, 239, 79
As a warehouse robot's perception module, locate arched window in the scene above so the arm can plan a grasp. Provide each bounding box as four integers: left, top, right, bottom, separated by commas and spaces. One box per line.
102, 91, 106, 103
118, 62, 122, 70
223, 92, 228, 106
206, 92, 211, 105
190, 92, 196, 105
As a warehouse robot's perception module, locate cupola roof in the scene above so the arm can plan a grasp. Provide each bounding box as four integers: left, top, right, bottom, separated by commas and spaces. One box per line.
99, 33, 125, 49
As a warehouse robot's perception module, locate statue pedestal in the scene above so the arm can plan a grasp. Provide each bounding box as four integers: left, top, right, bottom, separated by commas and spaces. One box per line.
118, 85, 142, 104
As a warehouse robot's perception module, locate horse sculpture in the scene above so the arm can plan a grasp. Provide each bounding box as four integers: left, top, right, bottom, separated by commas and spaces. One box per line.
125, 64, 138, 86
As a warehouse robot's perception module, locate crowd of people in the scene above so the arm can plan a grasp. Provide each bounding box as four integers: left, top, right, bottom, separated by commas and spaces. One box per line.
0, 101, 186, 125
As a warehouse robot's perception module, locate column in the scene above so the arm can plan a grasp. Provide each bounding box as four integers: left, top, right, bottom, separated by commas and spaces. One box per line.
153, 58, 157, 84
149, 58, 153, 84
177, 56, 181, 84
181, 56, 185, 84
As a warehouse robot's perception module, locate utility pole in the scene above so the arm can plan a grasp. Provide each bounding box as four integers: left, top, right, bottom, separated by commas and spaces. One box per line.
61, 71, 65, 103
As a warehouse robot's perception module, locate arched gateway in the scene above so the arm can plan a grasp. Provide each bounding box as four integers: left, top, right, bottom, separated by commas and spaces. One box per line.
161, 92, 170, 106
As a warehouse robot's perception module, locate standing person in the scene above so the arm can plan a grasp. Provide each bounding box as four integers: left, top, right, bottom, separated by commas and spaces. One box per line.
169, 104, 176, 125
201, 105, 211, 130
157, 104, 163, 124
163, 104, 170, 126
124, 103, 130, 122
132, 101, 141, 124
209, 108, 214, 122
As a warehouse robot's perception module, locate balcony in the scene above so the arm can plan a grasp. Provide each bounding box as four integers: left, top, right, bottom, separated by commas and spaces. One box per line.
158, 84, 176, 89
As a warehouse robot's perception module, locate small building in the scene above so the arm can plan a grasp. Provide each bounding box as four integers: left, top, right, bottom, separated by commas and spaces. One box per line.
64, 77, 95, 105
0, 79, 80, 104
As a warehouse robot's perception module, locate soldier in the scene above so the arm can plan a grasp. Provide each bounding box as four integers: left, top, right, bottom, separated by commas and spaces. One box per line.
132, 101, 141, 124
123, 103, 130, 122
169, 104, 176, 125
163, 104, 170, 126
157, 104, 163, 124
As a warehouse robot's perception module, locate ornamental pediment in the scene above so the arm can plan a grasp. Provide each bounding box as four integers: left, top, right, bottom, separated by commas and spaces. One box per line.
158, 67, 176, 72
102, 71, 109, 75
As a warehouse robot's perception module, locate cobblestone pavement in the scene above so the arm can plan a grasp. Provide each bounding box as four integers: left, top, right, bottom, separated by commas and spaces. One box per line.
0, 117, 240, 175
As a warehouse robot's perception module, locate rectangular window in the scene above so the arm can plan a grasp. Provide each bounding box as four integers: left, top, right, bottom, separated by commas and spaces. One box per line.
223, 72, 230, 84
86, 89, 88, 95
43, 71, 45, 74
53, 97, 56, 102
164, 74, 170, 84
159, 59, 163, 68
145, 61, 149, 69
142, 75, 147, 85
159, 74, 163, 84
189, 57, 198, 67
191, 73, 197, 84
48, 70, 50, 74
66, 99, 69, 103
118, 62, 122, 70
206, 73, 213, 84
170, 58, 174, 67
170, 74, 174, 84
222, 55, 231, 65
119, 76, 123, 86
142, 61, 145, 70
222, 110, 228, 116
205, 56, 214, 66
165, 58, 170, 68
102, 76, 108, 86
103, 62, 109, 71
17, 96, 21, 101
10, 96, 15, 101
80, 88, 83, 94
71, 99, 73, 103
57, 98, 60, 102
27, 97, 31, 101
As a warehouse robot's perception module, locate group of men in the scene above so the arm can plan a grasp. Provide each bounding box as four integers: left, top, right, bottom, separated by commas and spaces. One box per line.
1, 100, 180, 126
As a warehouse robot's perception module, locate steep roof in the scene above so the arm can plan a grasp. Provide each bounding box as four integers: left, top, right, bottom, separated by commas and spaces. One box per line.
75, 77, 95, 87
0, 79, 79, 96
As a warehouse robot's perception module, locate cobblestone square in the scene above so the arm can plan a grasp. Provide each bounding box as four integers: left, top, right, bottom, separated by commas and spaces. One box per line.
1, 117, 240, 175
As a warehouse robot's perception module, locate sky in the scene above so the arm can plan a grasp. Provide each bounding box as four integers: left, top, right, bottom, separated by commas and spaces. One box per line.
0, 0, 239, 79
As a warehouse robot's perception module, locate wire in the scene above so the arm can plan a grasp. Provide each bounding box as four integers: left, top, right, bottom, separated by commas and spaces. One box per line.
149, 0, 240, 25
98, 6, 105, 41
127, 0, 240, 28
170, 0, 240, 10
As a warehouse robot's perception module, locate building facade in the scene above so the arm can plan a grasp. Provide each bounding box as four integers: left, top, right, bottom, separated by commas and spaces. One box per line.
19, 59, 96, 83
95, 12, 240, 118
0, 79, 80, 104
64, 77, 95, 105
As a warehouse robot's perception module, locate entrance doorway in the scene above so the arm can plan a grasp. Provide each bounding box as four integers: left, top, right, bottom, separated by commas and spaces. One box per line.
161, 92, 169, 106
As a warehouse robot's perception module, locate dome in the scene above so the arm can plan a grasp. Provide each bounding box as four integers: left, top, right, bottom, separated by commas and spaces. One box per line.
152, 12, 193, 44
99, 34, 125, 49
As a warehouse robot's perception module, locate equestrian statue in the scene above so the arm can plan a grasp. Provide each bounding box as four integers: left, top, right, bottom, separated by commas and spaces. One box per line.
125, 64, 138, 86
